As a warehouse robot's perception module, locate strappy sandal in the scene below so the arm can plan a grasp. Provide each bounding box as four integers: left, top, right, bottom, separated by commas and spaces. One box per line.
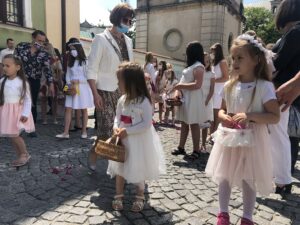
12, 154, 31, 167
112, 194, 124, 211
171, 147, 186, 155
200, 145, 209, 154
187, 151, 201, 160
131, 195, 145, 212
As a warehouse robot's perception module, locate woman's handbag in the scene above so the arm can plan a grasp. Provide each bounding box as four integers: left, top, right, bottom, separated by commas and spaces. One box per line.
63, 84, 76, 96
288, 105, 300, 137
94, 135, 125, 163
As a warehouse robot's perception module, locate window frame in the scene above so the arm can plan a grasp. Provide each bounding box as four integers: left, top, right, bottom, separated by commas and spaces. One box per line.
0, 0, 24, 26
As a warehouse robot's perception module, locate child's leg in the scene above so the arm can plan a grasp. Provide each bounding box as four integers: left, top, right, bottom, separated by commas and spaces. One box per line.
190, 124, 200, 151
242, 181, 256, 221
11, 136, 30, 165
52, 96, 58, 123
41, 96, 48, 123
63, 108, 73, 134
171, 107, 175, 124
179, 122, 189, 149
164, 107, 170, 122
159, 103, 163, 121
116, 175, 125, 196
202, 128, 208, 147
75, 109, 82, 128
81, 109, 88, 135
219, 180, 232, 213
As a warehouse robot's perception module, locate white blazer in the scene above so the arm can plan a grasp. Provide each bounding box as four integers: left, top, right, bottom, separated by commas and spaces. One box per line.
87, 29, 133, 92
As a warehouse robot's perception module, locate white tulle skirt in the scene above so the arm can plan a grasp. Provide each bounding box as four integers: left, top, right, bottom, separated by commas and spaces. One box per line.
107, 126, 166, 184
205, 123, 274, 196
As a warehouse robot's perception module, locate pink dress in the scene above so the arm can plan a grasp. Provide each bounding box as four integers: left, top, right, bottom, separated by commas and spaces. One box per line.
205, 79, 275, 195
0, 77, 35, 137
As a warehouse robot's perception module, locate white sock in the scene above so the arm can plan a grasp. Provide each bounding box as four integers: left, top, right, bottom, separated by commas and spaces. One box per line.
242, 181, 256, 221
219, 180, 232, 213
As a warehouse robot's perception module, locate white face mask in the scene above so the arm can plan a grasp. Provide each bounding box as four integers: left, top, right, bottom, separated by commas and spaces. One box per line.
71, 49, 78, 58
210, 54, 215, 60
158, 65, 163, 70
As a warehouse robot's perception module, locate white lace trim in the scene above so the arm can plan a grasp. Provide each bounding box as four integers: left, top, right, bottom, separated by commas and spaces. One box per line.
237, 34, 267, 56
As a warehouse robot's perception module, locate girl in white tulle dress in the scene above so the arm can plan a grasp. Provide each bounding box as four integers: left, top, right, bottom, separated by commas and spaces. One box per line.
0, 55, 35, 167
205, 35, 280, 225
107, 62, 166, 213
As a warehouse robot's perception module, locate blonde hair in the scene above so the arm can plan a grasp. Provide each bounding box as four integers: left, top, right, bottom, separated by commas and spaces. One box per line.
225, 37, 270, 94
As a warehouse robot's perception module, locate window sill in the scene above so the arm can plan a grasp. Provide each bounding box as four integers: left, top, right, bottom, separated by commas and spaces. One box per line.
0, 23, 35, 33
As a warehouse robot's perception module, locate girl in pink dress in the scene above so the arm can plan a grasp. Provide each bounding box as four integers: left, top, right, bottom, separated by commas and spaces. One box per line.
205, 35, 280, 225
0, 54, 35, 167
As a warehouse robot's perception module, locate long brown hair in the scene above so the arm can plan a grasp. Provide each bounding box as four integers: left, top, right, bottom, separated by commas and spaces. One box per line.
225, 38, 270, 93
210, 43, 225, 66
67, 38, 86, 67
0, 54, 28, 106
117, 62, 151, 105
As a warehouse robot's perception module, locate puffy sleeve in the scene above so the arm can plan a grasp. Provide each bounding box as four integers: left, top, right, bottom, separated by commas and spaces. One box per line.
261, 81, 277, 104
126, 98, 153, 135
113, 98, 122, 130
65, 67, 71, 84
21, 82, 32, 117
87, 35, 104, 81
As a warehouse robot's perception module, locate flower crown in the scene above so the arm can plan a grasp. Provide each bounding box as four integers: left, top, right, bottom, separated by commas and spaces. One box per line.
237, 34, 267, 56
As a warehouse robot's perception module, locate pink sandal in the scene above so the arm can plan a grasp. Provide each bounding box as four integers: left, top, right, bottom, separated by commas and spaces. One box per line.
12, 154, 31, 167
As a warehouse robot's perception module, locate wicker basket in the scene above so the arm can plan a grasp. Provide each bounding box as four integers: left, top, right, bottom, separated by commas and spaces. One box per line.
166, 98, 182, 107
94, 135, 125, 162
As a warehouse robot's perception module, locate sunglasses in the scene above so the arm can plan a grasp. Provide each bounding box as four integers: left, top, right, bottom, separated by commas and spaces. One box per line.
122, 18, 133, 26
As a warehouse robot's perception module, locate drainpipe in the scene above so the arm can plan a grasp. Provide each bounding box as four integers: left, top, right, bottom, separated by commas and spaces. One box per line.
61, 0, 66, 55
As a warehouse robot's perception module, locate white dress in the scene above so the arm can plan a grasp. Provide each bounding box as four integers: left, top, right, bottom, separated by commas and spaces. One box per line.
65, 60, 94, 109
202, 70, 215, 122
205, 80, 276, 195
107, 95, 166, 184
176, 61, 207, 125
212, 63, 225, 109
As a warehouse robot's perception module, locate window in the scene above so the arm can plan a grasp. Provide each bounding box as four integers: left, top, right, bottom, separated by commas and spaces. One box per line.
0, 0, 23, 26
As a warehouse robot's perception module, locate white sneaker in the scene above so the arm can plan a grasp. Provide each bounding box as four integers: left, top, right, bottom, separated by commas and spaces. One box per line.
81, 133, 88, 139
56, 133, 69, 139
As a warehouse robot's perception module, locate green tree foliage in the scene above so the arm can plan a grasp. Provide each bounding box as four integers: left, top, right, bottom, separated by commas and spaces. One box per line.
243, 7, 281, 44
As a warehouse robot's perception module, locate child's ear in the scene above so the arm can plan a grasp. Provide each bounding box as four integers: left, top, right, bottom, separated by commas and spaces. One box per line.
16, 65, 21, 72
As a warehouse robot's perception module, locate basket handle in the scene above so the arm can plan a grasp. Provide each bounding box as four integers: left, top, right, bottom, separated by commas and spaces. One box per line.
106, 135, 120, 145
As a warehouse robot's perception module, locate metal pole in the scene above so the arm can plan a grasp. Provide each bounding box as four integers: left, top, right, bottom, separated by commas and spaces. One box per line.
61, 0, 66, 55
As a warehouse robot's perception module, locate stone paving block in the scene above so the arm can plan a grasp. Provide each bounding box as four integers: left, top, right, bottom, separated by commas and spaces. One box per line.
181, 203, 199, 213
13, 217, 37, 225
40, 211, 60, 221
173, 209, 191, 220
86, 208, 105, 216
65, 215, 88, 224
70, 206, 88, 215
133, 218, 151, 225
53, 213, 72, 222
88, 215, 108, 225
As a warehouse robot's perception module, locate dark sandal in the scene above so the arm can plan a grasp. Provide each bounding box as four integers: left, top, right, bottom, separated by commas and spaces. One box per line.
171, 147, 186, 155
187, 151, 201, 160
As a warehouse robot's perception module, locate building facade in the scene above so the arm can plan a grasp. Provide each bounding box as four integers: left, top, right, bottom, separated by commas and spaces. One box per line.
270, 0, 282, 13
0, 0, 80, 51
135, 0, 244, 60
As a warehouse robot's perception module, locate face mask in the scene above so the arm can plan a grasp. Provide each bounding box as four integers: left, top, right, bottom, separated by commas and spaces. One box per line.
71, 49, 78, 58
34, 42, 43, 50
117, 23, 130, 33
158, 65, 163, 70
210, 54, 215, 60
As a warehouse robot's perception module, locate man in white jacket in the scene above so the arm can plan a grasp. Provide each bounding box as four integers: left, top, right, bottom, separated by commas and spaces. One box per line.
87, 3, 134, 171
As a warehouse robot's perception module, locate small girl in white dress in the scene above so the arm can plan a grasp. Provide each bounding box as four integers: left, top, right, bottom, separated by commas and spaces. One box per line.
163, 69, 178, 125
107, 62, 166, 212
56, 39, 94, 139
205, 35, 280, 225
200, 53, 215, 153
0, 55, 35, 167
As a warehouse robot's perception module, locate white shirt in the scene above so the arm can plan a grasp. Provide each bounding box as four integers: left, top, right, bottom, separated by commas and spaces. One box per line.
0, 48, 14, 63
0, 77, 32, 117
144, 63, 156, 84
87, 29, 133, 92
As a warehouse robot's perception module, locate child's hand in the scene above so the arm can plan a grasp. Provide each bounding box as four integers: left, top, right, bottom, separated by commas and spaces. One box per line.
173, 84, 182, 91
113, 128, 119, 135
174, 90, 182, 99
20, 116, 28, 123
220, 114, 233, 128
116, 128, 127, 139
232, 113, 248, 127
205, 98, 210, 106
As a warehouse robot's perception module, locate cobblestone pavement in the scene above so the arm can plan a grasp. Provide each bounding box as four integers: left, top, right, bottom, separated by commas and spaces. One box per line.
0, 111, 299, 225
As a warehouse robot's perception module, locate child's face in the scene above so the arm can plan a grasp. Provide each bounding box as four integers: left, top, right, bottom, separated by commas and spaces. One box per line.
117, 72, 125, 94
204, 55, 210, 68
231, 46, 257, 80
2, 58, 20, 78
